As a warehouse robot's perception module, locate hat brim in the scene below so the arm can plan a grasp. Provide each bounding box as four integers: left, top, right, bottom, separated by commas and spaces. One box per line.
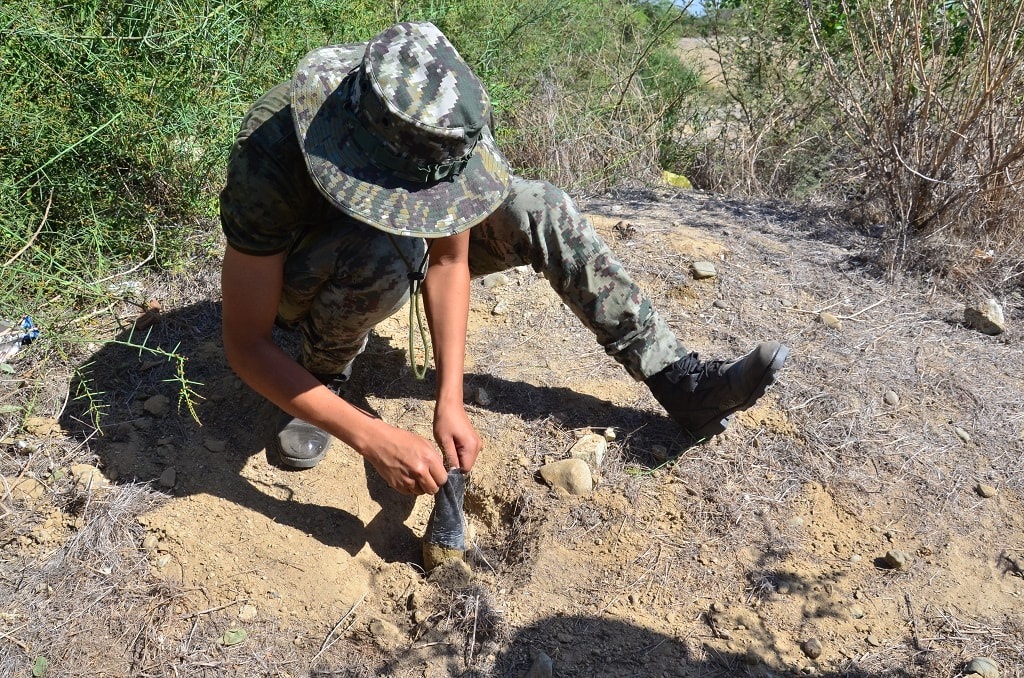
291, 44, 512, 238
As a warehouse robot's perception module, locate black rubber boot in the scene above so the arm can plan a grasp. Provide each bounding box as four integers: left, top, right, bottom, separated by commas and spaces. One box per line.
646, 341, 789, 439
268, 367, 353, 470
271, 417, 333, 469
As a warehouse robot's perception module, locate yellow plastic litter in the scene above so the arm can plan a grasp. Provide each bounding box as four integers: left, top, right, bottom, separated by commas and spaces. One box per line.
662, 170, 692, 189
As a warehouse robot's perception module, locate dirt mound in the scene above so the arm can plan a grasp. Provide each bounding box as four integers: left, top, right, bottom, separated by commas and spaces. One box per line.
2, 188, 1022, 677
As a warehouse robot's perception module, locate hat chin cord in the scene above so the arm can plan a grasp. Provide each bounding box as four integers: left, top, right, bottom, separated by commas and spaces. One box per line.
389, 235, 434, 380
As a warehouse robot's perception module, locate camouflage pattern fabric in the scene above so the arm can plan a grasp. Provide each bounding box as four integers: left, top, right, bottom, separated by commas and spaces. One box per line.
469, 179, 687, 381
291, 22, 511, 237
220, 23, 686, 381
279, 176, 686, 381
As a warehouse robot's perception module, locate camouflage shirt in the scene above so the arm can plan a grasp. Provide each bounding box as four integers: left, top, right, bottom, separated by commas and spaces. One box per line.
219, 81, 365, 256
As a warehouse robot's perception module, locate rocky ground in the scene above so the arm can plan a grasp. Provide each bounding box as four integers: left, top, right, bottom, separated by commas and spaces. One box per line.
2, 187, 1022, 677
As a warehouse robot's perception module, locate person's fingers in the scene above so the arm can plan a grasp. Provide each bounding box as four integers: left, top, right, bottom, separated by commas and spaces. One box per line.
427, 453, 449, 488
439, 437, 459, 469
458, 433, 482, 471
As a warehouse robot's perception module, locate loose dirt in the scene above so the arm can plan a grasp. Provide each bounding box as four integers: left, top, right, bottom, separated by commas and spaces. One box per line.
3, 187, 1023, 677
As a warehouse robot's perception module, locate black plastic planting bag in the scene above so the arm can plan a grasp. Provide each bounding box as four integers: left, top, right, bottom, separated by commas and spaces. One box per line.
424, 468, 467, 550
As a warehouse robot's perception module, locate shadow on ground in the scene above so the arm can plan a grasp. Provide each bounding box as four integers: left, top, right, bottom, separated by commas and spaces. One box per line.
59, 300, 690, 564
346, 612, 918, 677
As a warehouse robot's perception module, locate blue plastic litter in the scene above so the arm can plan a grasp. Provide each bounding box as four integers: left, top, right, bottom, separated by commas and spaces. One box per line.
0, 316, 40, 362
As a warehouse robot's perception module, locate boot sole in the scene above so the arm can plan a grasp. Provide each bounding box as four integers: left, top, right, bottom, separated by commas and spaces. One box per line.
687, 344, 790, 439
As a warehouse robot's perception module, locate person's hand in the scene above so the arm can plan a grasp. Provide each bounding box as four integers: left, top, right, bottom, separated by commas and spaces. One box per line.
433, 402, 482, 472
357, 420, 448, 495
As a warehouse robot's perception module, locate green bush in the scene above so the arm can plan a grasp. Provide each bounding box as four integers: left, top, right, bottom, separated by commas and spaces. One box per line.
688, 0, 847, 198
0, 0, 696, 320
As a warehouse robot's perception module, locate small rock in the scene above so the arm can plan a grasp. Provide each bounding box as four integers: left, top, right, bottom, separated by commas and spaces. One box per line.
964, 656, 999, 678
964, 299, 1006, 335
471, 386, 493, 407
650, 444, 670, 463
491, 300, 508, 316
143, 395, 171, 417
710, 601, 727, 614
801, 637, 823, 659
568, 433, 607, 469
866, 634, 881, 647
141, 535, 159, 552
22, 416, 62, 437
407, 589, 427, 611
155, 554, 172, 568
481, 272, 509, 289
976, 483, 998, 498
602, 427, 616, 441
713, 299, 729, 310
525, 650, 553, 678
5, 476, 46, 501
691, 261, 717, 279
158, 467, 177, 489
954, 426, 971, 443
882, 549, 911, 570
819, 312, 843, 330
849, 604, 865, 619
203, 438, 226, 453
9, 439, 37, 455
237, 604, 258, 622
612, 220, 638, 239
368, 618, 404, 651
70, 464, 109, 493
883, 390, 899, 406
538, 459, 593, 495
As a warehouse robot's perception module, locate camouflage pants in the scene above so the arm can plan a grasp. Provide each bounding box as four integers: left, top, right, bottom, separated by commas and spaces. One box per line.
279, 177, 686, 381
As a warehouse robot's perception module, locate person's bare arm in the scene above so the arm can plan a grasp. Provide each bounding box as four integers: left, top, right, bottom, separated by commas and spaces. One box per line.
422, 231, 481, 471
221, 244, 448, 494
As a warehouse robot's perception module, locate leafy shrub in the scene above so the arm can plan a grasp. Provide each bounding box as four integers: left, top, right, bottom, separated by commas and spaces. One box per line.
0, 0, 696, 317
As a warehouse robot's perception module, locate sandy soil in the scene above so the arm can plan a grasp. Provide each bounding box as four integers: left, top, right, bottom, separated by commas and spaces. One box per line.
3, 187, 1023, 677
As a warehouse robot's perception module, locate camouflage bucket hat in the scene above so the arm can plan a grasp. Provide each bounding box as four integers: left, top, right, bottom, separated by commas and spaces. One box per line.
291, 22, 513, 238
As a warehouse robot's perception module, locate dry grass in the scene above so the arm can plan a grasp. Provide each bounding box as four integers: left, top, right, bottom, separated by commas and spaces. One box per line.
2, 189, 1022, 676
501, 71, 664, 194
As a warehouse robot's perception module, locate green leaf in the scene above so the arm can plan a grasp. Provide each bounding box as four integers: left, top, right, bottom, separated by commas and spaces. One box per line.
218, 628, 247, 646
0, 404, 21, 414
0, 363, 15, 373
32, 656, 48, 676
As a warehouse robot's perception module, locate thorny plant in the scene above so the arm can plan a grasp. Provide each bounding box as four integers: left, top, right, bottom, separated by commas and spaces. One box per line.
74, 324, 204, 431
